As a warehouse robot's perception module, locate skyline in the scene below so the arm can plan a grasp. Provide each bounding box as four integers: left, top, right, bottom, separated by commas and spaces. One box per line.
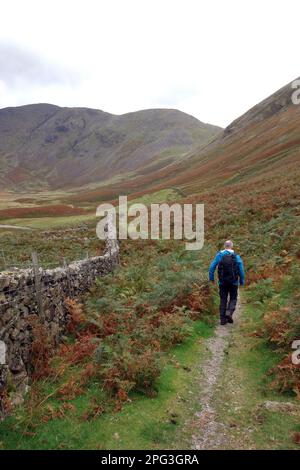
0, 0, 299, 127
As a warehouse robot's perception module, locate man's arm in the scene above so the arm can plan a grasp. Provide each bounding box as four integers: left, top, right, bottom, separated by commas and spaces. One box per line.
209, 253, 221, 282
236, 255, 245, 285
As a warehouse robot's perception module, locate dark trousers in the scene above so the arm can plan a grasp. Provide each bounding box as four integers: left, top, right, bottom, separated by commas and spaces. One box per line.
219, 282, 238, 320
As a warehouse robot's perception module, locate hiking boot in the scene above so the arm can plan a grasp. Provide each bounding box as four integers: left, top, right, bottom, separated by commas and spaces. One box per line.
220, 318, 227, 325
226, 314, 233, 324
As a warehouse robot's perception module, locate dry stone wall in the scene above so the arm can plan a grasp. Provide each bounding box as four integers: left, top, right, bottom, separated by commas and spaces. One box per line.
0, 226, 119, 415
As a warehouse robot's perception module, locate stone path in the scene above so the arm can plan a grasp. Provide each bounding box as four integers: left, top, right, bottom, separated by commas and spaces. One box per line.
192, 297, 242, 449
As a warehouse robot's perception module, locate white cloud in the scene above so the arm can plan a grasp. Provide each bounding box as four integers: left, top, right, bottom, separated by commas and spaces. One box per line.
0, 0, 299, 126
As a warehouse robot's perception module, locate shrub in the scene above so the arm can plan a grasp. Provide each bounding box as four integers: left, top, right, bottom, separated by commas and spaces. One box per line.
247, 278, 276, 303
101, 347, 161, 397
262, 269, 300, 398
64, 298, 86, 335
269, 355, 300, 398
28, 315, 52, 380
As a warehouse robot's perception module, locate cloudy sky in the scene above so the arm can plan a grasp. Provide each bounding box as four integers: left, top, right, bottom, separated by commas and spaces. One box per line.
0, 0, 299, 127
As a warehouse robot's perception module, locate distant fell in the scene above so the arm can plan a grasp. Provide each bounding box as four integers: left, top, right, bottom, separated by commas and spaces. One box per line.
0, 104, 221, 190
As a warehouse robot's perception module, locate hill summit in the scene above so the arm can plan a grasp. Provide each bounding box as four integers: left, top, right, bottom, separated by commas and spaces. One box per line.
0, 104, 221, 190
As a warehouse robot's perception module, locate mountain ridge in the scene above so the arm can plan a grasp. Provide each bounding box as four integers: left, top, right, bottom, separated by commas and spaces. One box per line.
224, 77, 300, 136
0, 104, 221, 191
60, 76, 300, 205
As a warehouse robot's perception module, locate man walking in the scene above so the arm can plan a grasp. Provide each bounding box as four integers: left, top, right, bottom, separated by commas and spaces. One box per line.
209, 240, 245, 325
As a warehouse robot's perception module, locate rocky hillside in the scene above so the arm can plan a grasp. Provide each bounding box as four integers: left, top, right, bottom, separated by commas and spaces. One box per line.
0, 104, 221, 190
179, 78, 300, 194
130, 77, 300, 196
224, 77, 300, 136
60, 78, 300, 206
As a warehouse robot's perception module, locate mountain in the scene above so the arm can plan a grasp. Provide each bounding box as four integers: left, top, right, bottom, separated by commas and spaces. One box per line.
164, 77, 300, 194
0, 104, 221, 191
59, 78, 300, 206
1, 78, 299, 209
224, 78, 300, 136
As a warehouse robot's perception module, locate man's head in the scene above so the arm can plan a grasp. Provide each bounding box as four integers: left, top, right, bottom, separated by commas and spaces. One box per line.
224, 240, 234, 249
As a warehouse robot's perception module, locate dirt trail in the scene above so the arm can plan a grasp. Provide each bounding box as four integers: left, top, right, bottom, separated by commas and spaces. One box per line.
192, 297, 242, 450
0, 224, 33, 231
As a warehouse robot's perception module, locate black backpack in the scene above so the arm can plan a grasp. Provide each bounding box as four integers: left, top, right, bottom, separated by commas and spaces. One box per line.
218, 253, 239, 284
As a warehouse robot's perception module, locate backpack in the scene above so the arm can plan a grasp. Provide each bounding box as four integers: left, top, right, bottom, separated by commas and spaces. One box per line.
218, 253, 239, 284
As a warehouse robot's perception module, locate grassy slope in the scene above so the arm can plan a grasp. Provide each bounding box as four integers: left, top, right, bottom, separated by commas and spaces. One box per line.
0, 104, 221, 191
0, 240, 218, 450
0, 320, 213, 450
0, 220, 104, 271
1, 81, 300, 449
2, 178, 299, 449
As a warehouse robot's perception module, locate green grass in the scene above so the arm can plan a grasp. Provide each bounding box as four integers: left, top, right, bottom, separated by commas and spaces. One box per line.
0, 238, 217, 450
0, 216, 105, 270
213, 297, 300, 450
0, 320, 213, 450
0, 214, 95, 230
1, 155, 299, 450
130, 188, 181, 206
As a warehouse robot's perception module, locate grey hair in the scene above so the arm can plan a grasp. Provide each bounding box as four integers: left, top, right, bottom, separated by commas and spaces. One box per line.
224, 240, 233, 249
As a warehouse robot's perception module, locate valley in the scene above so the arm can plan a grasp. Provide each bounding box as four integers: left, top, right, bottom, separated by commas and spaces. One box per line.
0, 78, 300, 450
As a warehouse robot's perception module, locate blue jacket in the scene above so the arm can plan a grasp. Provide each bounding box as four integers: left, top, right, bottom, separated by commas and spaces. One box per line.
209, 250, 245, 285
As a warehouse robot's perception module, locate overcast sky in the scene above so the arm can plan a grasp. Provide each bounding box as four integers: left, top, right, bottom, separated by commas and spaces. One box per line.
0, 0, 299, 127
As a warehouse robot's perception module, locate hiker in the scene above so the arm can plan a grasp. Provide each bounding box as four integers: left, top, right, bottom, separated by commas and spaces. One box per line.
209, 240, 245, 325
